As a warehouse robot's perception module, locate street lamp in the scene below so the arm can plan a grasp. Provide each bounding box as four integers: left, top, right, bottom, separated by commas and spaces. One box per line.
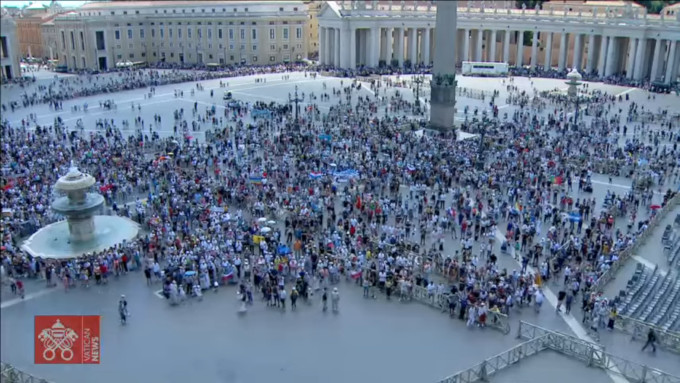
412, 74, 424, 110
288, 85, 305, 127
475, 116, 495, 170
565, 68, 583, 130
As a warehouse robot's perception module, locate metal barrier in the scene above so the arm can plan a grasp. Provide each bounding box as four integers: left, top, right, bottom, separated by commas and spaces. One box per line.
0, 362, 51, 383
592, 193, 680, 294
410, 285, 511, 335
516, 321, 680, 383
435, 336, 549, 383
614, 315, 680, 354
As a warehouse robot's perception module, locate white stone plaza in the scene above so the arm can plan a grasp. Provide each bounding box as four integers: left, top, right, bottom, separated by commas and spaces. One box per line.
1, 66, 679, 383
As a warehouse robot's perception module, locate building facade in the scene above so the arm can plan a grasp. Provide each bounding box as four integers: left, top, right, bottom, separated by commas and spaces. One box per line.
0, 13, 22, 82
46, 1, 310, 71
318, 0, 680, 84
15, 2, 64, 59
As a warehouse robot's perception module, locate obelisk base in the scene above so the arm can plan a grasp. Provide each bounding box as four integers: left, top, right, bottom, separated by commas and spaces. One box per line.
429, 82, 457, 131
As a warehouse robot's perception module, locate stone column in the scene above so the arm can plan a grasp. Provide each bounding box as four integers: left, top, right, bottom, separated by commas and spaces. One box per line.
572, 34, 582, 70
633, 37, 646, 80
385, 27, 393, 65
665, 40, 677, 84
605, 36, 617, 76
503, 29, 510, 63
430, 1, 457, 131
463, 28, 470, 61
597, 35, 608, 76
558, 32, 568, 71
340, 26, 350, 68
544, 32, 553, 70
476, 29, 483, 61
530, 29, 538, 69
408, 27, 417, 65
625, 37, 637, 79
516, 30, 524, 67
319, 27, 327, 64
370, 27, 380, 67
325, 27, 332, 66
423, 28, 431, 65
489, 30, 497, 62
650, 38, 662, 81
586, 34, 596, 73
349, 27, 357, 69
396, 27, 404, 67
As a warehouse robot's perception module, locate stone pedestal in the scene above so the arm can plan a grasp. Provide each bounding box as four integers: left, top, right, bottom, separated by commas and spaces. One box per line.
429, 80, 457, 130
67, 216, 96, 242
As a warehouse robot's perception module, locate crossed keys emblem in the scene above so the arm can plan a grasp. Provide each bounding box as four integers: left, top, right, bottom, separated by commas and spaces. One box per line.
38, 320, 79, 361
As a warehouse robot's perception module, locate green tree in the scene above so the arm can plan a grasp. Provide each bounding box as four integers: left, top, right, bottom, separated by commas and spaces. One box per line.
634, 0, 679, 14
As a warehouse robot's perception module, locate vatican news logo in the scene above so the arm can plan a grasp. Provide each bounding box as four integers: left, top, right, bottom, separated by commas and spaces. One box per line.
35, 316, 101, 364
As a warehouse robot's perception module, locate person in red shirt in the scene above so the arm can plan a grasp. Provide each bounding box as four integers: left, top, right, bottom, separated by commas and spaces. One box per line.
15, 280, 24, 299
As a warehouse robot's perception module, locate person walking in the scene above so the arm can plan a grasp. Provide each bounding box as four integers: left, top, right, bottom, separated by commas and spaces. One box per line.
641, 329, 656, 352
322, 287, 328, 312
290, 287, 298, 310
331, 287, 340, 313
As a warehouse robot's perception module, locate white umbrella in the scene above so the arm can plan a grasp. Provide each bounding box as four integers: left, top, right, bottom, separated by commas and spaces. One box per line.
267, 220, 276, 225
257, 217, 267, 223
260, 227, 272, 233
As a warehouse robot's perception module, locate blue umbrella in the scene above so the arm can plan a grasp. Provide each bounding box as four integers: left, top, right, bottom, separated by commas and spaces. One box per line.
184, 270, 197, 277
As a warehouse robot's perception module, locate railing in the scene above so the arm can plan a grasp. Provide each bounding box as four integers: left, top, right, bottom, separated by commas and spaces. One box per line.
591, 193, 680, 294
435, 336, 549, 383
410, 285, 511, 335
516, 321, 680, 383
614, 315, 680, 354
0, 362, 51, 383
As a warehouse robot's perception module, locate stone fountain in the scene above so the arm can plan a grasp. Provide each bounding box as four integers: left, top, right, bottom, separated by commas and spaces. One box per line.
21, 163, 140, 259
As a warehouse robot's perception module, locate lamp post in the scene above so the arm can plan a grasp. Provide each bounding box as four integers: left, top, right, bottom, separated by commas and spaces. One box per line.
288, 85, 305, 127
565, 68, 583, 130
412, 74, 424, 111
475, 116, 494, 170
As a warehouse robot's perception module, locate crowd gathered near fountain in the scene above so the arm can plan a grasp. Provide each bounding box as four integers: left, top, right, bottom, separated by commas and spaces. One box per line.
1, 62, 679, 330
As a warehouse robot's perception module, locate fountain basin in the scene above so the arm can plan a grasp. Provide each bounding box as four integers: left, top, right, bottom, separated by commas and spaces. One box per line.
21, 215, 140, 259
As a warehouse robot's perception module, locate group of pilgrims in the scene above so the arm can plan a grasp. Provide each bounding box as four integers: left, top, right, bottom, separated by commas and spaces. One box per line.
1, 63, 678, 329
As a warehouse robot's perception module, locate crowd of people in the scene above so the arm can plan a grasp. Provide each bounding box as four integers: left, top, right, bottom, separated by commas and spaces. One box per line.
1, 63, 679, 332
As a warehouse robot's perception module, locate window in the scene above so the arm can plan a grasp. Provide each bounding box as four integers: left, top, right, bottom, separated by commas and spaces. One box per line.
279, 7, 283, 11
140, 29, 145, 39
251, 29, 257, 40
176, 29, 180, 38
61, 30, 66, 49
95, 31, 105, 50
230, 55, 234, 61
283, 44, 289, 50
70, 31, 75, 49
252, 45, 257, 51
117, 54, 122, 59
269, 28, 275, 40
151, 29, 155, 38
188, 29, 192, 38
229, 29, 234, 40
296, 27, 302, 39
127, 29, 132, 39
141, 52, 146, 57
198, 28, 202, 39
208, 29, 212, 39
240, 29, 245, 40
218, 29, 223, 39
252, 55, 257, 62
270, 44, 276, 51
80, 31, 85, 50
283, 28, 289, 39
115, 30, 120, 40
270, 55, 276, 62
229, 44, 234, 51
160, 28, 164, 38
209, 54, 213, 59
294, 7, 298, 11
129, 53, 134, 58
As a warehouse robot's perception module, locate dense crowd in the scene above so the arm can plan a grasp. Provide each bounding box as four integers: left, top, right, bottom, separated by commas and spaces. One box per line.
1, 65, 679, 330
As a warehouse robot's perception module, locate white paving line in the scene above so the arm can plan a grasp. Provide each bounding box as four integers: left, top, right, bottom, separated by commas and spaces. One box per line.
153, 289, 165, 299
494, 230, 629, 383
0, 287, 58, 309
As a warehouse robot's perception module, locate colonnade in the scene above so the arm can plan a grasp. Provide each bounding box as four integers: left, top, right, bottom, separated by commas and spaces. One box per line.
319, 24, 680, 84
